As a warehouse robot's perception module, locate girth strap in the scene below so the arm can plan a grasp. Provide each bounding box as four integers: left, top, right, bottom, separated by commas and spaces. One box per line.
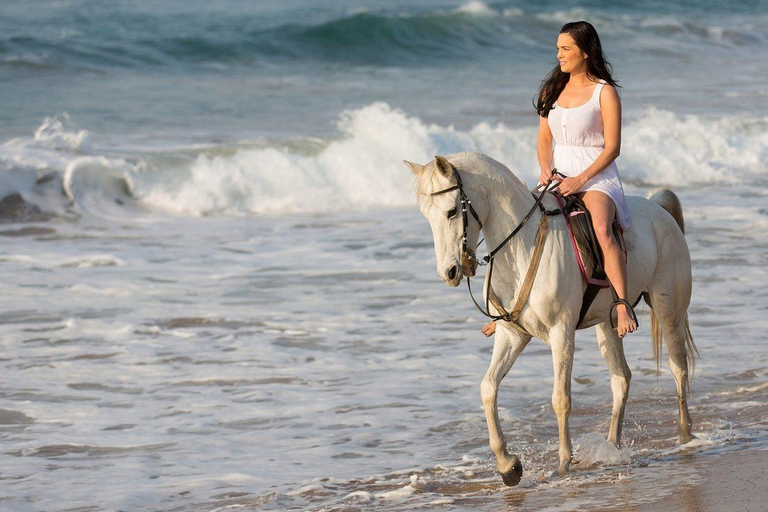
488, 287, 530, 336
511, 213, 549, 322
482, 212, 549, 335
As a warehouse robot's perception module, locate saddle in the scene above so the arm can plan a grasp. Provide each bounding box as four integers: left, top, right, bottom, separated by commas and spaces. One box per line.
554, 194, 627, 329
483, 188, 633, 336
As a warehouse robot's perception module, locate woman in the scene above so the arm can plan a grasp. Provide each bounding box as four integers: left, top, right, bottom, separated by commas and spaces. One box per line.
482, 21, 637, 338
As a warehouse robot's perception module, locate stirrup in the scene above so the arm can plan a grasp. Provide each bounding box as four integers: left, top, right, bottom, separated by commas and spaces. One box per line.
610, 299, 638, 335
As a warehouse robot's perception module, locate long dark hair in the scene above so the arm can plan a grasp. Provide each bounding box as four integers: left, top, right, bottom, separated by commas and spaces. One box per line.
535, 21, 619, 117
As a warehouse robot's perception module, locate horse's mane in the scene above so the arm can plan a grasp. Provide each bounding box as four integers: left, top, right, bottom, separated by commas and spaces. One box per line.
416, 152, 529, 197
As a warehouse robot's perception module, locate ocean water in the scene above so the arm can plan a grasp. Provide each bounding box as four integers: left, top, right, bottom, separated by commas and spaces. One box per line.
1, 1, 767, 511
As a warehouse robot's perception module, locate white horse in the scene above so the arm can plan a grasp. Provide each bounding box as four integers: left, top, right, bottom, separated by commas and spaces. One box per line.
406, 152, 697, 486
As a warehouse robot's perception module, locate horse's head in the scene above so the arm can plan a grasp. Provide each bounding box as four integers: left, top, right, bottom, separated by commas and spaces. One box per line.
406, 155, 486, 287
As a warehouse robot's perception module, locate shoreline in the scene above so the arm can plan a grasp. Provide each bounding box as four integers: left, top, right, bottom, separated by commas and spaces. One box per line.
619, 446, 768, 512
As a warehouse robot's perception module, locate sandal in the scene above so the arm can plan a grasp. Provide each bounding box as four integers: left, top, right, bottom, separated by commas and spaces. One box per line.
610, 299, 638, 338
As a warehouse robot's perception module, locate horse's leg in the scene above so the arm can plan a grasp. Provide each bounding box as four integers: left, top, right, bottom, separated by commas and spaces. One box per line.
650, 292, 695, 444
659, 312, 695, 444
480, 325, 531, 486
595, 322, 631, 447
550, 327, 575, 476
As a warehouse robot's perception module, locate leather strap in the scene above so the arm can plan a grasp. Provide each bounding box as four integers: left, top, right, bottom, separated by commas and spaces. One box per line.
511, 213, 549, 323
484, 212, 549, 335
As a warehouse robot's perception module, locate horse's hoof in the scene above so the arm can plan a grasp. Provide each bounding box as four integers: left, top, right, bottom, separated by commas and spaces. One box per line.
676, 433, 696, 445
499, 459, 523, 487
549, 461, 571, 478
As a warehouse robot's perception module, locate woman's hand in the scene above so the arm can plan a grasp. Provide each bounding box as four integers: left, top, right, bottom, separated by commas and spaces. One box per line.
555, 174, 586, 196
539, 168, 554, 186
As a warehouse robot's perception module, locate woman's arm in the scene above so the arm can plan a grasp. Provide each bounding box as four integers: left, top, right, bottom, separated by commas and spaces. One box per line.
537, 114, 554, 185
557, 85, 622, 195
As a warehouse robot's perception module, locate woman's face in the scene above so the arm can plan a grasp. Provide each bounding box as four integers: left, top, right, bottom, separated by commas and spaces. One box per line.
556, 33, 587, 74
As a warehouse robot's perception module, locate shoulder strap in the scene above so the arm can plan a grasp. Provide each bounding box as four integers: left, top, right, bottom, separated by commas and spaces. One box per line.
591, 80, 606, 107
592, 80, 606, 98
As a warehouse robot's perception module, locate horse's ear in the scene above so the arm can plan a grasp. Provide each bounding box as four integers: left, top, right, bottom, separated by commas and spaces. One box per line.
403, 160, 424, 176
434, 155, 452, 178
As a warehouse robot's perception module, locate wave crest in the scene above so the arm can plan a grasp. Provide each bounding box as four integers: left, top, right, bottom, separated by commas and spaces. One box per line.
34, 114, 90, 152
1, 106, 766, 219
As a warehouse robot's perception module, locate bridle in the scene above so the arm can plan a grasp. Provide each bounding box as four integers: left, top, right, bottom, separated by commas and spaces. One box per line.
428, 168, 483, 275
428, 164, 566, 325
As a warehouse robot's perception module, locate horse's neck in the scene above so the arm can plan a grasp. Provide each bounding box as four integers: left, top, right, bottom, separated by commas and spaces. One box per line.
482, 174, 539, 272
476, 175, 551, 317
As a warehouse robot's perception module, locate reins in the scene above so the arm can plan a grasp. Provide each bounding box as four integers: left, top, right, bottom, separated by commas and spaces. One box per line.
483, 172, 564, 262
429, 166, 569, 333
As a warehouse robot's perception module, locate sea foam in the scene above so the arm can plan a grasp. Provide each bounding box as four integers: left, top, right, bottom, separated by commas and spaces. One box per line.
1, 105, 766, 219
129, 104, 768, 216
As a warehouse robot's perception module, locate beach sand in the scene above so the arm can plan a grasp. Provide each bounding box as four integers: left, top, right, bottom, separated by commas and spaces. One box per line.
620, 448, 768, 512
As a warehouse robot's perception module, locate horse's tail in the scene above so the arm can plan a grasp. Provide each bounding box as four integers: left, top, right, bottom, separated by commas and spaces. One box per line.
648, 188, 684, 234
647, 189, 698, 388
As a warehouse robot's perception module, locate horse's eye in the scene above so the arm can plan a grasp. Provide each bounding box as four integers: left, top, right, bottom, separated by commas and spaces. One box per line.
447, 207, 457, 219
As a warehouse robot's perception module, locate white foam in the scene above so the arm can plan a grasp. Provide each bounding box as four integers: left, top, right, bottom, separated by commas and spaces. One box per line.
374, 474, 418, 499
375, 483, 415, 500
715, 382, 768, 395
128, 105, 768, 216
2, 106, 766, 219
502, 7, 524, 17
285, 483, 323, 496
345, 490, 374, 502
62, 156, 134, 202
574, 433, 631, 466
0, 253, 125, 270
621, 108, 768, 186
33, 114, 90, 152
0, 115, 136, 217
137, 102, 439, 215
456, 1, 496, 16
69, 284, 130, 297
663, 436, 717, 454
721, 401, 764, 409
62, 255, 126, 269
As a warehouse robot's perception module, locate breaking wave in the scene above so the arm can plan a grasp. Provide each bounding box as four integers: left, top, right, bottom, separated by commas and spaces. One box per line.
1, 105, 766, 219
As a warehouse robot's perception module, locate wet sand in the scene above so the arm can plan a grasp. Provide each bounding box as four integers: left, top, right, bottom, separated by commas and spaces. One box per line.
621, 448, 768, 512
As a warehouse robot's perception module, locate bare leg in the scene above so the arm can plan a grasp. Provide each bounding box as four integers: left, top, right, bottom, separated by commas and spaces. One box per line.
481, 325, 531, 485
595, 322, 631, 446
481, 321, 496, 337
580, 191, 637, 337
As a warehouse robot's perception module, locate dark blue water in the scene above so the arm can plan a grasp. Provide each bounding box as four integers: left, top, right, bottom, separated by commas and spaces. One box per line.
2, 0, 767, 141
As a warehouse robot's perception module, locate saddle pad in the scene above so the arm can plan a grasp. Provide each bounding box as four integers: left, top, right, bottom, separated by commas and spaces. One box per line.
556, 195, 625, 288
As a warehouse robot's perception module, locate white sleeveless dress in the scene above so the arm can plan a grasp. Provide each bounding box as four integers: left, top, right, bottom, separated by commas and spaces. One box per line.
548, 80, 630, 229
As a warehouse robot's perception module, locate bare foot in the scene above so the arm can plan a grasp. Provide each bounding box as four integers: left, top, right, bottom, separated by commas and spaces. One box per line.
616, 305, 637, 338
482, 321, 496, 337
